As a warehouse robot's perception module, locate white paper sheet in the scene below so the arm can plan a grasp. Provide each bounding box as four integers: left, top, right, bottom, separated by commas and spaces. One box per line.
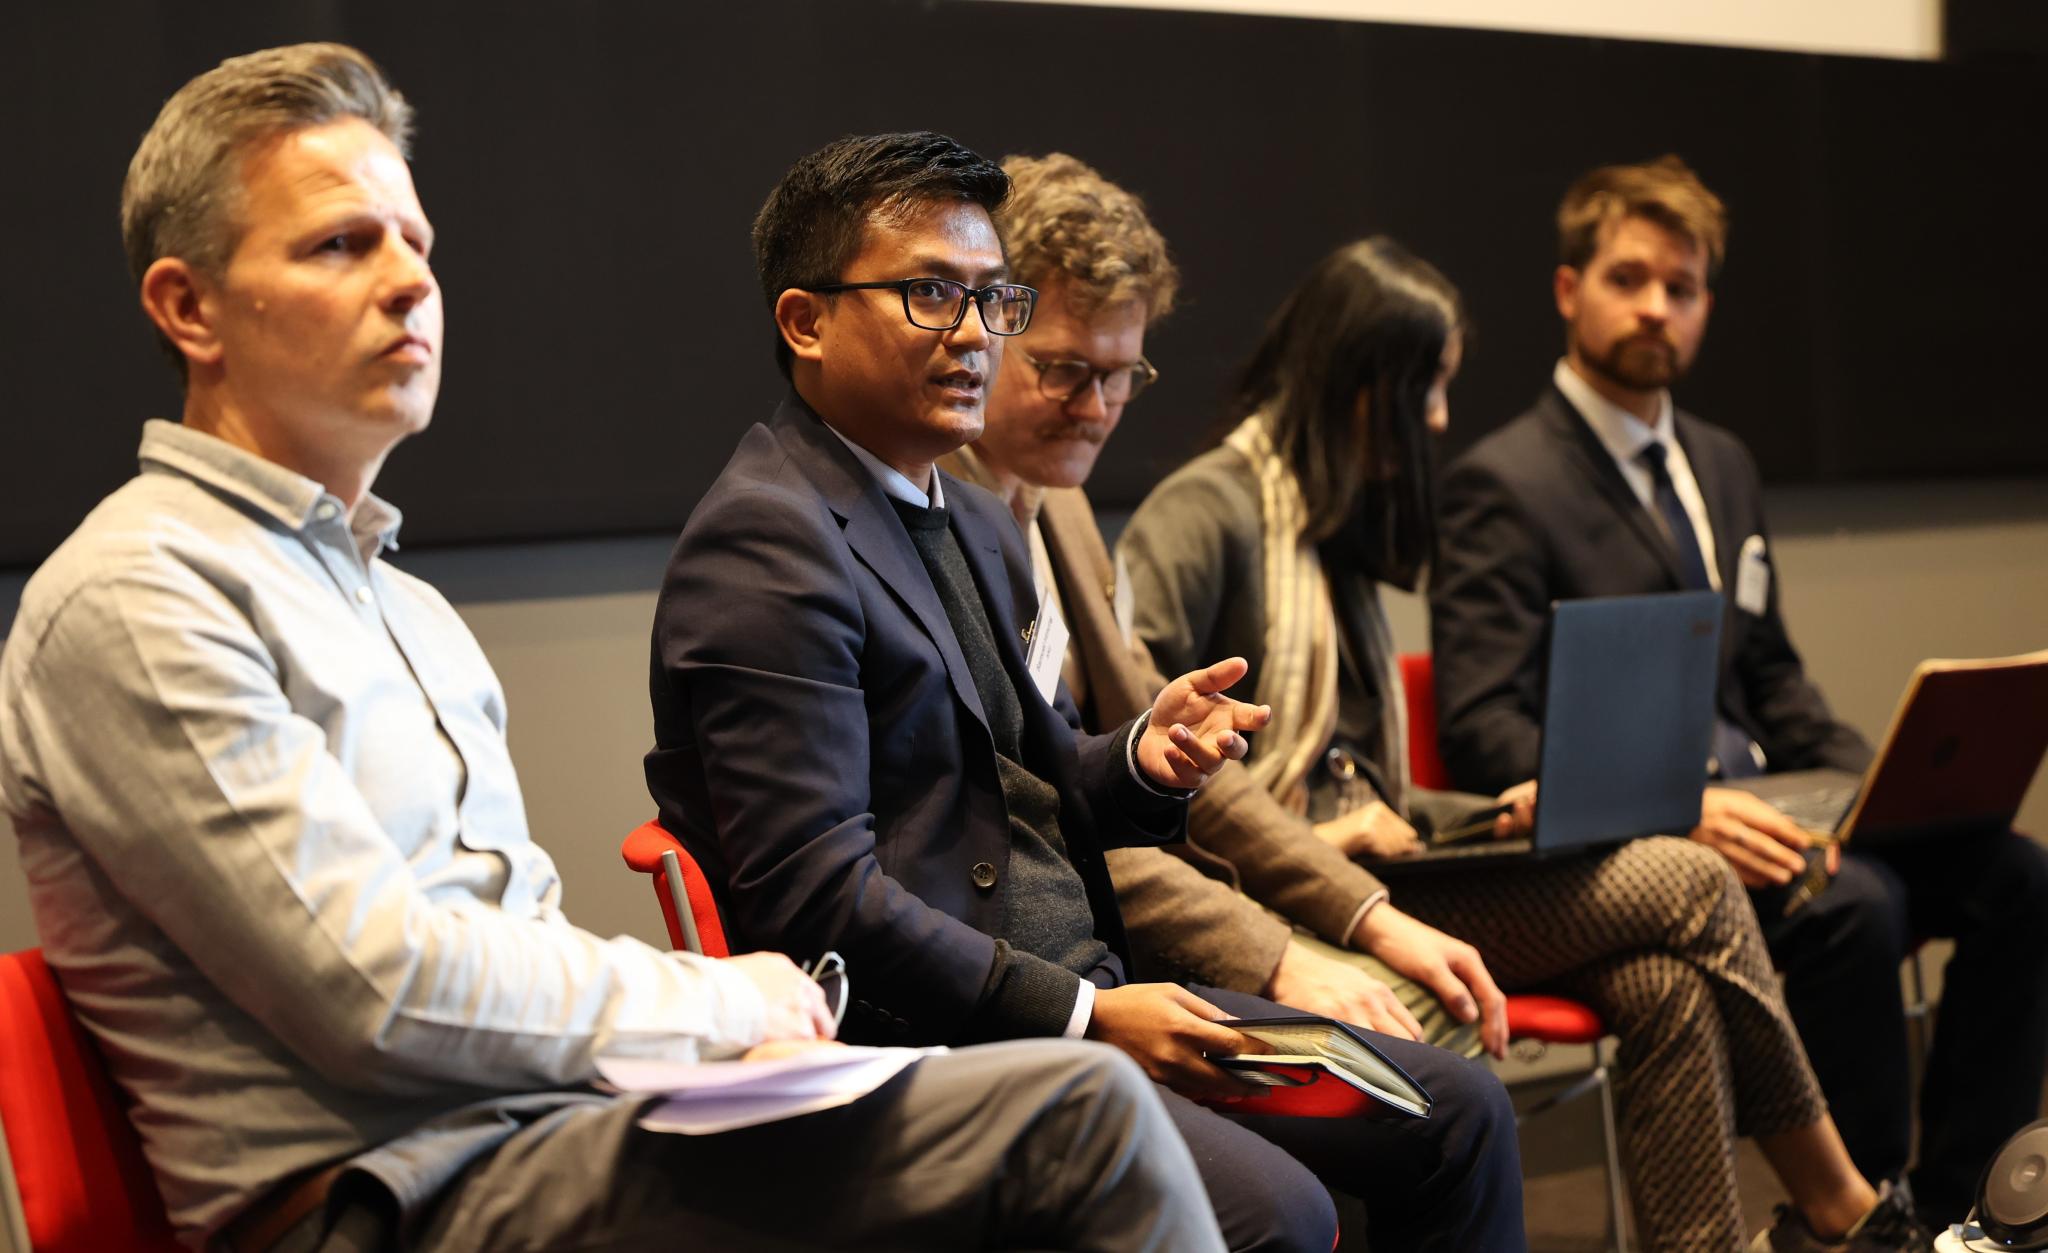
595, 1046, 945, 1135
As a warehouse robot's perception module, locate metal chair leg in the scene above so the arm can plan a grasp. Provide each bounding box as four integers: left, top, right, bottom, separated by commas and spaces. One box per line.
1905, 946, 1932, 1069
1594, 1041, 1631, 1253
1510, 1037, 1631, 1253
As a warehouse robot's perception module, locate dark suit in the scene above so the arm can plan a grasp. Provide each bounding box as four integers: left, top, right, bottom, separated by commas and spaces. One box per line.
645, 400, 1151, 1048
649, 394, 1526, 1253
1431, 383, 2048, 1221
1430, 385, 1867, 793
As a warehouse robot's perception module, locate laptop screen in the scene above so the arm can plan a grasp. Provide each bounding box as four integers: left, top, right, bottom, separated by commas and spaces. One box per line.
1533, 591, 1722, 850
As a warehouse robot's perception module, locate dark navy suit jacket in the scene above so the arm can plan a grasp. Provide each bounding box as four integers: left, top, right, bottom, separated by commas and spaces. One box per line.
1429, 385, 1873, 795
646, 395, 1182, 1046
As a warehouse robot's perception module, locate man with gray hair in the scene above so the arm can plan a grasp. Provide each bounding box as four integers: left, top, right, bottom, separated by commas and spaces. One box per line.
0, 42, 1225, 1252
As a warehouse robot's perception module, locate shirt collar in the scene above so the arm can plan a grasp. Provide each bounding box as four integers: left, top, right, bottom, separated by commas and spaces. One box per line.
821, 421, 945, 510
1553, 358, 1675, 464
136, 419, 405, 556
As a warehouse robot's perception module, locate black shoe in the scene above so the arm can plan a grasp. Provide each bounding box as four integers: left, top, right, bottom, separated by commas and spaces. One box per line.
1750, 1181, 1935, 1252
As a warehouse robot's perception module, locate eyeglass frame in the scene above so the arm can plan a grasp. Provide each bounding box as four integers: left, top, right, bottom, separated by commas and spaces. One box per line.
802, 950, 850, 1033
803, 277, 1039, 336
1017, 349, 1160, 405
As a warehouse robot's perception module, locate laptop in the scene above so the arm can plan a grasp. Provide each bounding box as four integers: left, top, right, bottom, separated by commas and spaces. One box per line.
1728, 648, 2048, 845
1369, 590, 1723, 874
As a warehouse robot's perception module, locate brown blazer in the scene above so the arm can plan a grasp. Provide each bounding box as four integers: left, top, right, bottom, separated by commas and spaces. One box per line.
1034, 485, 1390, 990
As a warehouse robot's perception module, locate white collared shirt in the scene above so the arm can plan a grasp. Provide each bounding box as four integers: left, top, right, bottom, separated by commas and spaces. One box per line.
823, 422, 946, 509
1553, 359, 1722, 590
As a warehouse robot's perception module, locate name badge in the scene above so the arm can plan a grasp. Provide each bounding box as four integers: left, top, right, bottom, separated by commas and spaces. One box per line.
1024, 585, 1070, 705
1735, 534, 1770, 616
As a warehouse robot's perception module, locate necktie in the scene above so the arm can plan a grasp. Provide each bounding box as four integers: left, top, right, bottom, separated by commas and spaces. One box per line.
1639, 443, 1759, 776
1638, 441, 1713, 591
887, 498, 1025, 760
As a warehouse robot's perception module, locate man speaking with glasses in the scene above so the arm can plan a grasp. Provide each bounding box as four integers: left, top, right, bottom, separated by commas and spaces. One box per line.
646, 131, 1525, 1253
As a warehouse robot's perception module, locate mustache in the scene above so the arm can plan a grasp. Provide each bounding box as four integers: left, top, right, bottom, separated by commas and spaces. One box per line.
1040, 420, 1111, 445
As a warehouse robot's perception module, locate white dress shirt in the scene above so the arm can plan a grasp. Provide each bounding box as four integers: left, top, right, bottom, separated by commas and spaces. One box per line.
1553, 359, 1722, 590
0, 422, 767, 1239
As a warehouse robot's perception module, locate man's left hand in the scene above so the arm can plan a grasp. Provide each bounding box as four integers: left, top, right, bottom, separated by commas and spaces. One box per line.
1137, 657, 1272, 790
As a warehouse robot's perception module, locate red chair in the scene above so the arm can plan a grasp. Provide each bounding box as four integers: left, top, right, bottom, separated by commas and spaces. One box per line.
0, 948, 182, 1252
1397, 653, 1456, 792
620, 820, 730, 957
1399, 652, 1630, 1251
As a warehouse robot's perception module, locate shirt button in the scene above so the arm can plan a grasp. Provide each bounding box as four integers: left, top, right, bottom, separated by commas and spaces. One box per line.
314, 502, 339, 522
971, 861, 997, 889
355, 586, 373, 605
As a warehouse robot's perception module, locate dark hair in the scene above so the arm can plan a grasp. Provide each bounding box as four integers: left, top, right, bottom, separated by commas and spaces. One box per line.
1230, 236, 1463, 588
751, 131, 1010, 377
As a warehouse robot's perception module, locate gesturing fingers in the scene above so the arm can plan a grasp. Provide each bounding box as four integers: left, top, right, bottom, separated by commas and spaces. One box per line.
1166, 723, 1228, 772
1185, 656, 1251, 696
1231, 700, 1274, 733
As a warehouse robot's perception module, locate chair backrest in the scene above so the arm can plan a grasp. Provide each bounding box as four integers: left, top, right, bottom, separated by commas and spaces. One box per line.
619, 820, 731, 958
0, 948, 182, 1252
1397, 652, 1454, 791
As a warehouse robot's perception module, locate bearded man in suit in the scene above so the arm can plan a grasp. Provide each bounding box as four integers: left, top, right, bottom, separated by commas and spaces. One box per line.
1429, 154, 2048, 1229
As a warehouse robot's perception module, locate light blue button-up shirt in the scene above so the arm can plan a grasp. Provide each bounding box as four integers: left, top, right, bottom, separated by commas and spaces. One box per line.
0, 421, 765, 1241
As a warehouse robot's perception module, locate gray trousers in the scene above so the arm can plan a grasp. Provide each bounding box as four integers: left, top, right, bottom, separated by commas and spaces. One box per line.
276, 1040, 1225, 1253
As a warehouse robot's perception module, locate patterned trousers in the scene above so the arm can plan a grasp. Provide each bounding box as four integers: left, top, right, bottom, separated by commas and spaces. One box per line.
1376, 837, 1829, 1252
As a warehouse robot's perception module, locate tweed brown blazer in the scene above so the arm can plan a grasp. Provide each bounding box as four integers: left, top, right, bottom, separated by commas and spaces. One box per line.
1036, 485, 1391, 989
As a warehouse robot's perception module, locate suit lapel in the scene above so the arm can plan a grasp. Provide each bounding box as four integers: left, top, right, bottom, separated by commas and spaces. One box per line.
1540, 387, 1684, 588
950, 488, 1086, 785
770, 400, 991, 734
947, 486, 1038, 686
1041, 490, 1174, 727
1671, 414, 1747, 701
1037, 490, 1115, 717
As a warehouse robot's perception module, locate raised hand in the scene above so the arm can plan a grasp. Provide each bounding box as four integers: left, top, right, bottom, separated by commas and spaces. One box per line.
1137, 657, 1272, 791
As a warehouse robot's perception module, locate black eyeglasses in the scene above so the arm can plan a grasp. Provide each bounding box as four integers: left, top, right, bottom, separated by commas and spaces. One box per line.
806, 278, 1038, 336
1020, 351, 1160, 405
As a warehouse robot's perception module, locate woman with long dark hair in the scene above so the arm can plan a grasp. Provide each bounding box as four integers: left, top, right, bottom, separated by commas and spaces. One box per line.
1120, 238, 1927, 1252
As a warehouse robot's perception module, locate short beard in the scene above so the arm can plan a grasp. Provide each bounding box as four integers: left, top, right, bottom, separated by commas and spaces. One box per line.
1579, 332, 1688, 393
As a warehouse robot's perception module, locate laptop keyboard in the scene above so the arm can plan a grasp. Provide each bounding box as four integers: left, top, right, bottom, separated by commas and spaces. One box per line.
1765, 786, 1857, 833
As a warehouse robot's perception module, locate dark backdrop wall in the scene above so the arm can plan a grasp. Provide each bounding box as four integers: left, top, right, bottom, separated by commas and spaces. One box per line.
6, 0, 2043, 568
